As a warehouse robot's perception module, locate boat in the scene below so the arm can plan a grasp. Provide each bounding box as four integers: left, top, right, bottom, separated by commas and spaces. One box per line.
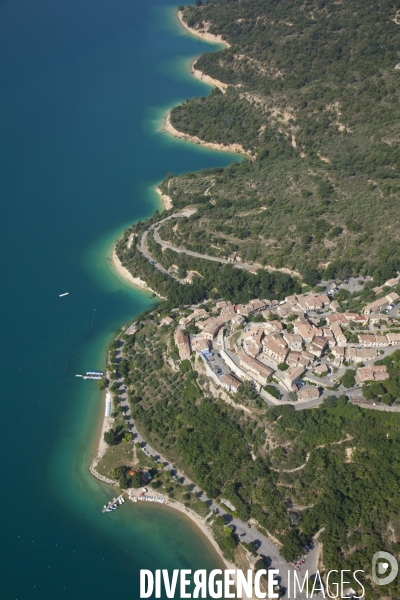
59, 292, 69, 297
76, 371, 104, 380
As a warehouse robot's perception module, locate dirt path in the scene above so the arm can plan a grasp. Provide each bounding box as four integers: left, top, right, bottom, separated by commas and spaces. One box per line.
272, 434, 353, 473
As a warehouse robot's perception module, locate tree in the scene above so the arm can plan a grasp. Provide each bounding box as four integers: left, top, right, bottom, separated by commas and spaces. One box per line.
131, 472, 142, 488
278, 362, 289, 371
340, 369, 356, 388
119, 474, 128, 489
253, 313, 265, 322
104, 429, 117, 446
362, 385, 374, 401
112, 466, 126, 479
288, 391, 297, 402
303, 266, 321, 287
370, 382, 385, 396
323, 395, 338, 408
97, 377, 107, 390
241, 379, 258, 402
254, 559, 266, 572
382, 393, 393, 405
280, 529, 305, 562
264, 385, 281, 399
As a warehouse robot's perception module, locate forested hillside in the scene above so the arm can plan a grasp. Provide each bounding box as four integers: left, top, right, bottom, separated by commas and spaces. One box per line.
122, 319, 400, 599
163, 0, 400, 281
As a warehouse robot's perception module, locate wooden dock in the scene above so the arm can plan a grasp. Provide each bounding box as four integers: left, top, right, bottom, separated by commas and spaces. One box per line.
102, 493, 125, 513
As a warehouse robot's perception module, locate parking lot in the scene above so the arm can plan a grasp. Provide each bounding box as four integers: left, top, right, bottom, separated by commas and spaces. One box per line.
323, 276, 372, 296
202, 350, 230, 379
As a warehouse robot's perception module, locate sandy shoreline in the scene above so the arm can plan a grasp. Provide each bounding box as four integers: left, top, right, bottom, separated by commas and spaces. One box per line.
90, 11, 257, 591
177, 10, 230, 48
135, 491, 236, 571
178, 10, 234, 94
163, 111, 250, 157
191, 58, 228, 93
111, 248, 163, 298
160, 501, 256, 597
155, 186, 173, 210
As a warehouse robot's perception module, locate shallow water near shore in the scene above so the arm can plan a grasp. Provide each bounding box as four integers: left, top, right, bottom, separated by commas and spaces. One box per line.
1, 1, 236, 598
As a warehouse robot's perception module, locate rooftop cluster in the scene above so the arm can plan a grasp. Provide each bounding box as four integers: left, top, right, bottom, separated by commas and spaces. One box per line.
170, 275, 400, 405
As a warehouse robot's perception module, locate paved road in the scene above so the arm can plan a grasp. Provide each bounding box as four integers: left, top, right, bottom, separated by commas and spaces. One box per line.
112, 340, 320, 599
139, 212, 294, 278
153, 225, 258, 271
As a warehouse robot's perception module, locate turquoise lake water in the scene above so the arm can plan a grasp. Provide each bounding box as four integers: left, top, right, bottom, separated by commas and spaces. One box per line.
0, 1, 238, 598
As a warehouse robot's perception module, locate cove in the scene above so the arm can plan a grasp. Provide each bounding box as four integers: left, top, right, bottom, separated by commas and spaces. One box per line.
0, 1, 239, 598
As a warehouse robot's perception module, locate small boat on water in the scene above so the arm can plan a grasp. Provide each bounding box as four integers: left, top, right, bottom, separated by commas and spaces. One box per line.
103, 494, 125, 513
59, 292, 69, 297
76, 370, 103, 380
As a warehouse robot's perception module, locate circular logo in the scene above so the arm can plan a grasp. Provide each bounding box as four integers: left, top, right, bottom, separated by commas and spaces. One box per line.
372, 552, 398, 585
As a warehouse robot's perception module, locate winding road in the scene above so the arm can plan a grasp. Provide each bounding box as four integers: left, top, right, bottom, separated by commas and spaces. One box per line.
139, 211, 281, 277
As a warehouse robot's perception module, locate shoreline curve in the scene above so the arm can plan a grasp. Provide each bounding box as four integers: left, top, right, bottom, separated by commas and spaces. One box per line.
191, 58, 228, 93
177, 10, 230, 93
94, 10, 259, 589
111, 248, 162, 298
155, 186, 173, 210
163, 111, 250, 156
177, 10, 231, 48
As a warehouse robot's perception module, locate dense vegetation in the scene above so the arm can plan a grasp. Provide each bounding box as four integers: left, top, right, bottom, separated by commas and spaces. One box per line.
116, 317, 400, 599
116, 215, 301, 305
160, 0, 400, 280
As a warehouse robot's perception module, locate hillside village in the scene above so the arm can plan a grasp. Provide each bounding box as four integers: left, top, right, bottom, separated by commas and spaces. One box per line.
170, 275, 400, 406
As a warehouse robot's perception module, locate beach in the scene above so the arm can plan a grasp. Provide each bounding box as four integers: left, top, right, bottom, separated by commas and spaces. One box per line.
129, 489, 236, 569
90, 401, 249, 591
177, 10, 230, 48
191, 58, 228, 93
111, 248, 163, 298
155, 502, 257, 599
155, 186, 173, 210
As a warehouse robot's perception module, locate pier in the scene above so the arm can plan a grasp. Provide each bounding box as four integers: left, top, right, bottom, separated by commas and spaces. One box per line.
102, 493, 125, 513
